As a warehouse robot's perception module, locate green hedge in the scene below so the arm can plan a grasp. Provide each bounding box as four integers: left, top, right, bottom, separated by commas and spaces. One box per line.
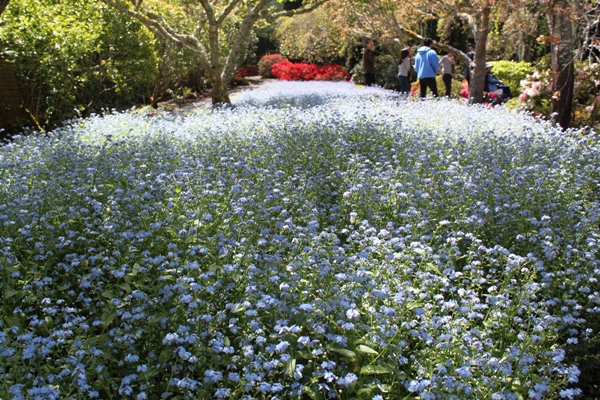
489, 60, 533, 97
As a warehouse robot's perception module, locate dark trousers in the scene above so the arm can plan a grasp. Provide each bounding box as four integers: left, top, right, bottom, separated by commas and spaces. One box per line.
398, 75, 411, 94
364, 73, 375, 87
419, 77, 438, 98
442, 74, 452, 97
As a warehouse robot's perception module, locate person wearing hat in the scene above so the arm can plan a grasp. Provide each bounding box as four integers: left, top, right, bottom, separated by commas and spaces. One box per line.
484, 62, 511, 103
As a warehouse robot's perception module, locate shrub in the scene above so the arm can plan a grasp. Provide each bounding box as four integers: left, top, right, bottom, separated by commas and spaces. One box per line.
239, 65, 259, 77
489, 60, 533, 97
0, 0, 158, 130
378, 54, 401, 90
350, 62, 364, 85
349, 55, 399, 88
271, 60, 319, 81
272, 61, 350, 82
258, 53, 286, 78
314, 64, 350, 81
516, 59, 600, 131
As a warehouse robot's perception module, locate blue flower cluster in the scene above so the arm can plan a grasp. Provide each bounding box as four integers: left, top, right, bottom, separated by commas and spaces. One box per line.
1, 81, 598, 398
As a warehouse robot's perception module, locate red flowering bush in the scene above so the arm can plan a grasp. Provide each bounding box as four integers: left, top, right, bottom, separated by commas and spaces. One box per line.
271, 61, 350, 82
258, 54, 286, 78
239, 65, 259, 77
271, 60, 319, 81
314, 64, 350, 81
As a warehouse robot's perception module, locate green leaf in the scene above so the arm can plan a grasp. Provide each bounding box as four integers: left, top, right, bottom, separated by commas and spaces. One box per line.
5, 289, 19, 299
151, 313, 166, 324
232, 303, 245, 313
302, 386, 319, 400
286, 358, 296, 377
360, 364, 392, 375
101, 290, 115, 299
4, 315, 22, 329
297, 350, 312, 360
356, 344, 379, 355
328, 346, 356, 360
101, 309, 116, 326
116, 283, 131, 293
158, 348, 173, 365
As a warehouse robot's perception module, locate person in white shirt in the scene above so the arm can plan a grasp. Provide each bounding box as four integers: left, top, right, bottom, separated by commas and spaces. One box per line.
397, 47, 413, 94
439, 53, 455, 97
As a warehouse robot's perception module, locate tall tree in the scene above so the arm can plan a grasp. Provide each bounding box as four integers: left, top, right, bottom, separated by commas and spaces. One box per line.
337, 0, 494, 104
102, 0, 328, 105
546, 0, 575, 129
0, 0, 9, 15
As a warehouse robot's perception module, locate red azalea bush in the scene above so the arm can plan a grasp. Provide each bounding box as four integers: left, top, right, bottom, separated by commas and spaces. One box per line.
314, 64, 350, 81
258, 54, 286, 78
271, 60, 318, 81
271, 61, 350, 82
238, 65, 259, 77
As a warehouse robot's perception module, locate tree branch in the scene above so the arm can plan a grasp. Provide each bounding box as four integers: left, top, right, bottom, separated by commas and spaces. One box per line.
271, 0, 330, 19
198, 0, 217, 25
216, 0, 243, 26
221, 0, 270, 81
101, 0, 212, 72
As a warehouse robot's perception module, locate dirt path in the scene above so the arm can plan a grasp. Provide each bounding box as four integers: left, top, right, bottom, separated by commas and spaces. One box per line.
157, 76, 268, 112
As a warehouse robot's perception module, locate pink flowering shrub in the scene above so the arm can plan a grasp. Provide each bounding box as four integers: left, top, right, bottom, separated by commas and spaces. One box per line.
518, 61, 600, 129
517, 69, 553, 117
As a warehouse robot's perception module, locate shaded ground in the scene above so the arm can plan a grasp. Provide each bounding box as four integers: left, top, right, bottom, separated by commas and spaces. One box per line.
156, 76, 268, 112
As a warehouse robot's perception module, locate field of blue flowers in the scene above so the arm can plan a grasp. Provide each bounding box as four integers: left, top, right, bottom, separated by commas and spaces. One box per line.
1, 81, 599, 399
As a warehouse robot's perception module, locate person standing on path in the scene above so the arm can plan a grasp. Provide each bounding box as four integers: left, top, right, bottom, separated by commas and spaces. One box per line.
414, 38, 439, 98
362, 39, 376, 86
439, 53, 455, 97
397, 47, 413, 95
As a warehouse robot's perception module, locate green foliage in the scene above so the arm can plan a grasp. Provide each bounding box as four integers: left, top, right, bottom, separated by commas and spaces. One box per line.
572, 60, 600, 131
350, 61, 364, 85
349, 53, 398, 88
274, 5, 345, 65
0, 0, 158, 130
517, 59, 600, 131
490, 61, 533, 97
377, 54, 400, 89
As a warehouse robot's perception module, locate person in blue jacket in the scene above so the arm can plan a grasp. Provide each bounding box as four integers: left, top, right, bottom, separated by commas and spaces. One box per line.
414, 38, 439, 98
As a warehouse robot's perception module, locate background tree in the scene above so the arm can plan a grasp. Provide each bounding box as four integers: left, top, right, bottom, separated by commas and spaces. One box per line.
102, 0, 328, 105
545, 0, 575, 129
274, 2, 346, 65
0, 0, 8, 16
335, 0, 494, 103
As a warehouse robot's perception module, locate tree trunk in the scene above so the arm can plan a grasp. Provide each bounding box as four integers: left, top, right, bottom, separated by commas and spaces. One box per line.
0, 0, 9, 16
468, 4, 491, 104
210, 75, 231, 104
102, 0, 327, 106
547, 0, 575, 129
